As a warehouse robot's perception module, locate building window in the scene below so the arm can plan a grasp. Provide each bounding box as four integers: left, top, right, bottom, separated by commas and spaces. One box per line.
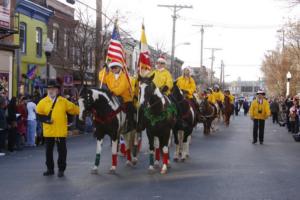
19, 22, 26, 53
36, 28, 42, 57
52, 28, 59, 50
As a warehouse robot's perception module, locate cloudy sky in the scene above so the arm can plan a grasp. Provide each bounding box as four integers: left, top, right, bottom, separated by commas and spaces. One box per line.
64, 0, 299, 82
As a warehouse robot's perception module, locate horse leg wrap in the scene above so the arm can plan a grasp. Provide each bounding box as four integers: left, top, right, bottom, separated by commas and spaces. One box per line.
149, 152, 154, 166
155, 148, 160, 161
138, 139, 142, 152
163, 153, 169, 165
126, 149, 132, 161
112, 154, 117, 167
120, 143, 126, 157
95, 153, 101, 166
162, 146, 168, 164
132, 145, 138, 157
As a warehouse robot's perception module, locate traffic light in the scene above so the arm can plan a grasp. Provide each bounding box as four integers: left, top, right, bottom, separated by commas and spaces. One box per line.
66, 0, 75, 4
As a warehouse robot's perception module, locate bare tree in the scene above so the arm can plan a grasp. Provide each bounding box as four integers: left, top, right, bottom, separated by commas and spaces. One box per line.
71, 8, 96, 86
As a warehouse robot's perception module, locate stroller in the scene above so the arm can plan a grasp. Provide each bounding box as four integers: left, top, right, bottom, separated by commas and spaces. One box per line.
278, 103, 287, 127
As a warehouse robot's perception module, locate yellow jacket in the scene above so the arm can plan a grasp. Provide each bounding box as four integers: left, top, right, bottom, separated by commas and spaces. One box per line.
176, 76, 196, 99
249, 99, 271, 120
213, 91, 224, 102
130, 76, 139, 108
99, 69, 132, 102
151, 68, 173, 95
207, 93, 216, 104
36, 96, 79, 137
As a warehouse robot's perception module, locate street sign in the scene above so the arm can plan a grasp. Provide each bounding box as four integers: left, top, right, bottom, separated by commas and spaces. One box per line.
64, 74, 73, 86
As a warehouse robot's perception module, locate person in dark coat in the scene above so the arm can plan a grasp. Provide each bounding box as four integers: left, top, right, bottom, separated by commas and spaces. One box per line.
0, 96, 8, 156
243, 99, 250, 116
270, 98, 280, 124
7, 97, 18, 152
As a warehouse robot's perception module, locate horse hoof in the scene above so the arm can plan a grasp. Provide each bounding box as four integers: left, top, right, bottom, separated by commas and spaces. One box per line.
132, 158, 138, 166
154, 160, 160, 168
160, 169, 167, 174
181, 158, 186, 162
173, 157, 179, 162
91, 168, 98, 174
186, 154, 190, 158
126, 160, 133, 167
109, 166, 116, 174
148, 166, 155, 174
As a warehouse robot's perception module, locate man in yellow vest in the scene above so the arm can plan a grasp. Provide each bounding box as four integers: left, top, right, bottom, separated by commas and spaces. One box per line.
151, 56, 173, 95
213, 84, 224, 105
98, 61, 135, 132
249, 89, 271, 144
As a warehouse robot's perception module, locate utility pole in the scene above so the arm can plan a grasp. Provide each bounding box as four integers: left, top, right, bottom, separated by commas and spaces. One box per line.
157, 4, 193, 76
205, 48, 222, 86
192, 24, 212, 68
95, 0, 102, 86
221, 60, 225, 90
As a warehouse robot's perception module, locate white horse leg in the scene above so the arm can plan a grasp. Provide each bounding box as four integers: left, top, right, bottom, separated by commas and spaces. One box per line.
187, 135, 191, 158
154, 137, 160, 167
174, 144, 180, 162
181, 142, 188, 161
132, 130, 139, 165
110, 140, 118, 173
178, 130, 184, 157
91, 139, 103, 174
161, 146, 169, 174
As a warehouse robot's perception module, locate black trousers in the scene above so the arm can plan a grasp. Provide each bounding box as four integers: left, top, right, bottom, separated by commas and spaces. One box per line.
7, 127, 17, 152
253, 119, 265, 142
0, 130, 7, 152
272, 112, 278, 124
45, 137, 67, 172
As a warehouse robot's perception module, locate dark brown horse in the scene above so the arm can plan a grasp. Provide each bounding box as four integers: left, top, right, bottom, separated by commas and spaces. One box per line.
198, 98, 217, 135
222, 96, 233, 126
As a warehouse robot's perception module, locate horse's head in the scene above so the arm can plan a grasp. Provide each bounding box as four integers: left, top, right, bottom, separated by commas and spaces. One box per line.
78, 88, 94, 121
138, 73, 164, 107
171, 83, 185, 102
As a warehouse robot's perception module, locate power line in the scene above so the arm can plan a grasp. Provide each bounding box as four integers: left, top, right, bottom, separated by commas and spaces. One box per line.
157, 4, 193, 77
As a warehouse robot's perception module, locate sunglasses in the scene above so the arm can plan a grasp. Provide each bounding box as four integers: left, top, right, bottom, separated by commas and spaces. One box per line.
111, 66, 120, 69
158, 62, 166, 64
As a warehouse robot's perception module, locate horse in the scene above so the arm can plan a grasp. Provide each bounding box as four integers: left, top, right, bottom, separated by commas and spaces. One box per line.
170, 84, 197, 162
137, 74, 176, 174
222, 96, 233, 126
198, 97, 217, 135
78, 88, 137, 174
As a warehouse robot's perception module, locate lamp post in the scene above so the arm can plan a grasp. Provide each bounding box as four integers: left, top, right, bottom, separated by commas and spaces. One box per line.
286, 71, 291, 97
44, 38, 54, 85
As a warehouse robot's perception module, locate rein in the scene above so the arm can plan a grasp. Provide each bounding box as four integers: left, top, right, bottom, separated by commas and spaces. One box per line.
92, 105, 125, 124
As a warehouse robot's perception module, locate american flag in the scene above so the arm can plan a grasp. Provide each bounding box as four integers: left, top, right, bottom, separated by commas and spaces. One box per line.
106, 22, 126, 66
105, 21, 132, 95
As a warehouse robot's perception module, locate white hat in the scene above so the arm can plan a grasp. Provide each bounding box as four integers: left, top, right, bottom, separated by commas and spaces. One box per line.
214, 84, 219, 89
157, 57, 166, 64
108, 62, 122, 68
256, 89, 265, 95
182, 65, 191, 71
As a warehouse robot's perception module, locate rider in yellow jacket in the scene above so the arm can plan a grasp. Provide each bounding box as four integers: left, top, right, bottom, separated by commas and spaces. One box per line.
98, 62, 132, 102
99, 61, 135, 132
206, 88, 216, 104
176, 66, 196, 99
213, 84, 224, 103
151, 57, 173, 95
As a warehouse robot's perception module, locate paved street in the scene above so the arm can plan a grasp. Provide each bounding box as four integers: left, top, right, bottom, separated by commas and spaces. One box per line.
1, 114, 300, 200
